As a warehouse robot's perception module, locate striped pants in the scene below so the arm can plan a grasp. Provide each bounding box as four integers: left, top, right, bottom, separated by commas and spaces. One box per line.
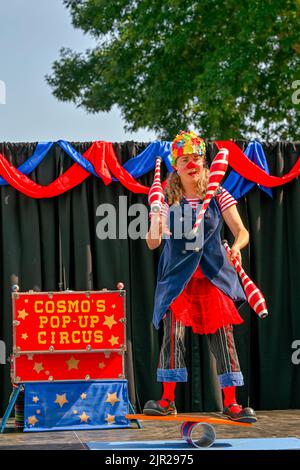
157, 310, 244, 388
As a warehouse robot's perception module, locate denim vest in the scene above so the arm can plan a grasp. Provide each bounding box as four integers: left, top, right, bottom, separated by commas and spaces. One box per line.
152, 194, 246, 329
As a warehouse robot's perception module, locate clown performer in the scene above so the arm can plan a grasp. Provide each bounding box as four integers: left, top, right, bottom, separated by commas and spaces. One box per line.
143, 131, 257, 423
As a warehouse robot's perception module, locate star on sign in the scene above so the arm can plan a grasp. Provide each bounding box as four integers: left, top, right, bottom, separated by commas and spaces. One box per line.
108, 335, 119, 347
54, 393, 69, 408
98, 362, 105, 369
106, 392, 120, 406
103, 314, 117, 330
21, 333, 28, 340
32, 396, 39, 403
27, 354, 34, 360
18, 309, 29, 320
66, 356, 80, 370
27, 415, 38, 426
80, 393, 87, 400
33, 362, 44, 374
111, 304, 116, 309
105, 414, 116, 425
79, 411, 89, 423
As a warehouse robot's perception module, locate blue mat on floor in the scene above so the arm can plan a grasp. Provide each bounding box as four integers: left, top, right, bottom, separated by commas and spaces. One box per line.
87, 438, 300, 451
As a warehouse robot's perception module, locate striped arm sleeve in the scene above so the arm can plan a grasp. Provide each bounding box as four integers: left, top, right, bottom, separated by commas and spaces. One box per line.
216, 187, 237, 213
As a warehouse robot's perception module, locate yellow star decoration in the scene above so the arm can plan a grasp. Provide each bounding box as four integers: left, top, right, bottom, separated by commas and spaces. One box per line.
18, 309, 29, 320
32, 396, 39, 403
108, 335, 119, 347
103, 314, 117, 330
28, 415, 38, 426
54, 393, 69, 408
27, 354, 34, 360
106, 392, 120, 406
105, 414, 116, 425
98, 362, 106, 369
33, 362, 44, 374
79, 411, 89, 423
80, 393, 87, 400
36, 410, 41, 415
111, 304, 116, 309
21, 333, 28, 340
66, 356, 80, 370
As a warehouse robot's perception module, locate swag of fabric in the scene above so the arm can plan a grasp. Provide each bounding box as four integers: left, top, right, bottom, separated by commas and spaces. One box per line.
0, 139, 299, 199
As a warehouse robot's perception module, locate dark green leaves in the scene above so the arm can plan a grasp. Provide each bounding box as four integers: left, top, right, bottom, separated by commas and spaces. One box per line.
48, 0, 300, 139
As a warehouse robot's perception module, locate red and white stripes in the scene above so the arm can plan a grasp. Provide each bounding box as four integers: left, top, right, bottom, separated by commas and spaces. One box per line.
223, 241, 268, 319
148, 157, 165, 213
191, 148, 229, 236
185, 190, 237, 213
216, 187, 237, 212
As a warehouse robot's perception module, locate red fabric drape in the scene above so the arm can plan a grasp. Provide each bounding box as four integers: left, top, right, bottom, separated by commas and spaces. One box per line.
0, 140, 299, 198
0, 146, 92, 198
97, 142, 149, 194
215, 140, 300, 187
0, 142, 155, 198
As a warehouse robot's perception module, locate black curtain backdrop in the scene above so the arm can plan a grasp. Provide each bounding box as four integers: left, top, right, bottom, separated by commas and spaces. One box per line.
0, 141, 300, 416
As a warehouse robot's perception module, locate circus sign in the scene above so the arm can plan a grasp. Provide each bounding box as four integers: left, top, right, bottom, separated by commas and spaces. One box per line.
12, 290, 126, 353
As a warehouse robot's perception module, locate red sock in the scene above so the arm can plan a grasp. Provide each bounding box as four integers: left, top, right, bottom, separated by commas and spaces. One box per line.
223, 386, 242, 412
158, 382, 176, 407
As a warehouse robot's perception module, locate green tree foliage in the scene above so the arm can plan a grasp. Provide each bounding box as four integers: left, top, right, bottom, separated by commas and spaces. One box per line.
47, 0, 300, 139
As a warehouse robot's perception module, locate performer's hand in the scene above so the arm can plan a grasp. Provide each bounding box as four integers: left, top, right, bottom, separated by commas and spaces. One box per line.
162, 220, 172, 236
150, 214, 172, 237
227, 245, 242, 267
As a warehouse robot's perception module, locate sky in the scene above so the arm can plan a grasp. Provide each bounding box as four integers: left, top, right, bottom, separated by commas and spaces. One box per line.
0, 0, 156, 143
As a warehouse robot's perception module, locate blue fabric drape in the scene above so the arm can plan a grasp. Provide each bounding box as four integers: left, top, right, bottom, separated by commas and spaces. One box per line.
0, 140, 98, 185
0, 139, 273, 200
122, 141, 172, 176
222, 141, 273, 199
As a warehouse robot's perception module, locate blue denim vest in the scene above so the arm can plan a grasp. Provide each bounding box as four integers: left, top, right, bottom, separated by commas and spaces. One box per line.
152, 194, 246, 329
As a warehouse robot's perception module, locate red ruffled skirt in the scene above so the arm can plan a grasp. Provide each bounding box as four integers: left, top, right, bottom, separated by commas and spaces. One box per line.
169, 265, 244, 334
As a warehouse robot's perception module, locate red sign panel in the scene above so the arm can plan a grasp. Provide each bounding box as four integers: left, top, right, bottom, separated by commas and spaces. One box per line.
12, 291, 126, 353
11, 351, 125, 383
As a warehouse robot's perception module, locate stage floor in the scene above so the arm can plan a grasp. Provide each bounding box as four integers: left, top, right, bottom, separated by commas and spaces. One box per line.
0, 410, 299, 450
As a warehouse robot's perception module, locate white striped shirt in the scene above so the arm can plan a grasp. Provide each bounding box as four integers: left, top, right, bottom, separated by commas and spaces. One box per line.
150, 187, 237, 218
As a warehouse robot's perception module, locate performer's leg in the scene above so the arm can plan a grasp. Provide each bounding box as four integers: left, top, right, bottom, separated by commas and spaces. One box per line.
159, 382, 176, 407
207, 324, 256, 422
207, 324, 243, 390
157, 308, 187, 383
143, 309, 187, 415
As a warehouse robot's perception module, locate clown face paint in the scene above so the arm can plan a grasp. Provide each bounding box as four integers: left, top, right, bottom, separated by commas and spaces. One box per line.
176, 154, 205, 178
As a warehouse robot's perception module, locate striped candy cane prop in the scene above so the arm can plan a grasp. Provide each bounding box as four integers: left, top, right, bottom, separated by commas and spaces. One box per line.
189, 148, 229, 238
148, 157, 165, 213
222, 240, 268, 319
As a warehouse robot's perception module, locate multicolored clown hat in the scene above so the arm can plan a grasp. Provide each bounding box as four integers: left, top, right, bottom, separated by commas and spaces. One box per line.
171, 130, 206, 167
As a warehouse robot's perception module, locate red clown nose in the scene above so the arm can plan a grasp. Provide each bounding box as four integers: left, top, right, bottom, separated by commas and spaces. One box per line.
186, 161, 200, 169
